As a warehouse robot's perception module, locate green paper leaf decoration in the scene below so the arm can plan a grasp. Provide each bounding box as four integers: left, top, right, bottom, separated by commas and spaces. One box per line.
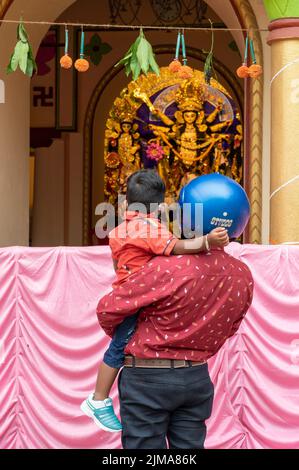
18, 22, 28, 43
204, 51, 213, 84
204, 20, 215, 85
6, 21, 37, 77
28, 44, 37, 73
130, 52, 141, 81
114, 29, 160, 81
149, 50, 160, 76
6, 50, 19, 73
26, 59, 34, 77
125, 62, 131, 76
115, 43, 134, 68
19, 42, 29, 73
137, 36, 151, 74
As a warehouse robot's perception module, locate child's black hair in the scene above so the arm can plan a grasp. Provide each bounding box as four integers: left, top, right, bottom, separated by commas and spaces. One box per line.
126, 169, 165, 213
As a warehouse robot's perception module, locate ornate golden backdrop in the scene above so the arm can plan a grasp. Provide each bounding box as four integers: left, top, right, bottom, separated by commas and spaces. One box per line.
83, 45, 244, 245
103, 67, 243, 211
82, 1, 263, 245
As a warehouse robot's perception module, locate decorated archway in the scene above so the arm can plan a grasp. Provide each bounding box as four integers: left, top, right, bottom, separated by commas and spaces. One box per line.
0, 0, 264, 246
81, 1, 263, 245
83, 45, 244, 245
104, 68, 242, 203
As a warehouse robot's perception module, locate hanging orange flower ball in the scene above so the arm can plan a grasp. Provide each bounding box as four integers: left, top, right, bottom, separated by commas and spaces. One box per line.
236, 64, 250, 78
60, 54, 73, 69
248, 64, 263, 78
177, 65, 193, 79
75, 58, 89, 72
168, 59, 182, 73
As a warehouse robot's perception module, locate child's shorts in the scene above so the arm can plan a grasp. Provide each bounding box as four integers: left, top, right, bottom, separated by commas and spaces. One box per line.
103, 313, 139, 369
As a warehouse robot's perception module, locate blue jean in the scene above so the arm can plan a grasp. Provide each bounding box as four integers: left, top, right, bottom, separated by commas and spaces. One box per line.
103, 313, 139, 369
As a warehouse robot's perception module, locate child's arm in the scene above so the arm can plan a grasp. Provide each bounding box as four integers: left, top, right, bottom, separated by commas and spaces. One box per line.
172, 227, 229, 255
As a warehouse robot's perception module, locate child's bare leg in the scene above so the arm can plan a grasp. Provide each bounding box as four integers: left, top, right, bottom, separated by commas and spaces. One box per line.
93, 362, 119, 401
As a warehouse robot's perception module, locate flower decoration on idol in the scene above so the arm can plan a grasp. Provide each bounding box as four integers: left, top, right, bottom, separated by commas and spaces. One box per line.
168, 31, 193, 79
236, 32, 262, 79
146, 141, 165, 162
105, 152, 120, 168
60, 26, 73, 69
75, 27, 90, 72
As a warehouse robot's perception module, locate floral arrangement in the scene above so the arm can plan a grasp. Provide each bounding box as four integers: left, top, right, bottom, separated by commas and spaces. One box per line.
105, 152, 120, 168
146, 142, 164, 162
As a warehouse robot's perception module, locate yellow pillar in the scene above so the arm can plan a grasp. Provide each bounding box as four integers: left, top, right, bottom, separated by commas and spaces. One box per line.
267, 19, 299, 244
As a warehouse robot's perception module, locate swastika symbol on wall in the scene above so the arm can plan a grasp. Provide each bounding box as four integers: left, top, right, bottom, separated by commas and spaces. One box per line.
33, 86, 54, 107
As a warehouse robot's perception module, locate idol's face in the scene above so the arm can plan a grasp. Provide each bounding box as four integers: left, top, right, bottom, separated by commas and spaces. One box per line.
121, 122, 132, 133
183, 111, 197, 124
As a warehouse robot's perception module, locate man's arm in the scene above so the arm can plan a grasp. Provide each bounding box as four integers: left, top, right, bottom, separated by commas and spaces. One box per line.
97, 264, 169, 337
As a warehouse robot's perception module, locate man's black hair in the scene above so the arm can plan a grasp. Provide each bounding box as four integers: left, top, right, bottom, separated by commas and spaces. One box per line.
126, 169, 165, 213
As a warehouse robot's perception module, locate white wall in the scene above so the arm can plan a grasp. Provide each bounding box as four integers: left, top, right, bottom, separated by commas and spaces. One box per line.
0, 0, 76, 247
32, 140, 65, 246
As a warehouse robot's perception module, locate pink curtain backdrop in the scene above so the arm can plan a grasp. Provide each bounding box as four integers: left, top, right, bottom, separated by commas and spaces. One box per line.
0, 243, 299, 449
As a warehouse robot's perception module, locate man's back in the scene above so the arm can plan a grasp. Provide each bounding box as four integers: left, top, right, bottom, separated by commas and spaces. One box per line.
97, 248, 253, 449
98, 248, 254, 362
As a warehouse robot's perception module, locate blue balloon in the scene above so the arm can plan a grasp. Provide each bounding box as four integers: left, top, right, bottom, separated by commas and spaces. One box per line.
178, 173, 250, 238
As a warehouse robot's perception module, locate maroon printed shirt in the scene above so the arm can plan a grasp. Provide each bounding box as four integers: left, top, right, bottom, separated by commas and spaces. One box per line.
97, 248, 254, 362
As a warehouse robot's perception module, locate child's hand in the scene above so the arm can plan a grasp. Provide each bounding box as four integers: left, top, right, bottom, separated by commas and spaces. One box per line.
207, 227, 229, 247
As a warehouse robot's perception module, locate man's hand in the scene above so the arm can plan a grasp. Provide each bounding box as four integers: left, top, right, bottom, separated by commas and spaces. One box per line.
207, 227, 229, 247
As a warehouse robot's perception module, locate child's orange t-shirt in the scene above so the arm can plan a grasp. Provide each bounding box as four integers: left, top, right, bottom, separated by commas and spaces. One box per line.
109, 210, 178, 287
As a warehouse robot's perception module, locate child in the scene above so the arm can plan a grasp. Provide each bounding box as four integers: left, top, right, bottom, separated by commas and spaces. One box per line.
81, 169, 229, 432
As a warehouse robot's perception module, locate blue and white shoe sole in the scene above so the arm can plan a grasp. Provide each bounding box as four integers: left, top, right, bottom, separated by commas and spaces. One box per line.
80, 399, 122, 433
